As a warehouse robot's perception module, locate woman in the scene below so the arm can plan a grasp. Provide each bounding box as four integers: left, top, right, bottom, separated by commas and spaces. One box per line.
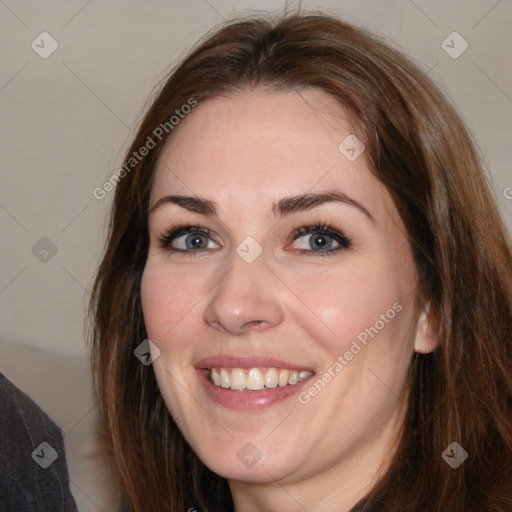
88, 11, 512, 512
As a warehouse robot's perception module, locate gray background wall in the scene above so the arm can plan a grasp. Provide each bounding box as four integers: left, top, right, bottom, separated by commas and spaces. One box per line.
1, 0, 511, 358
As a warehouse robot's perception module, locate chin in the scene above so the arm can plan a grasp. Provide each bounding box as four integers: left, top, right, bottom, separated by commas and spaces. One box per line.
194, 440, 308, 484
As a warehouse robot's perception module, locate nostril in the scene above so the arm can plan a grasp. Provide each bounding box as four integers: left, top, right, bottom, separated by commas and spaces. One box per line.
243, 320, 268, 332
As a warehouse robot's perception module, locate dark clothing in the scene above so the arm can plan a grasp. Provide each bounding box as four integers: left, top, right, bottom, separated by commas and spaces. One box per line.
210, 495, 370, 511
0, 373, 78, 511
349, 497, 371, 512
205, 481, 371, 512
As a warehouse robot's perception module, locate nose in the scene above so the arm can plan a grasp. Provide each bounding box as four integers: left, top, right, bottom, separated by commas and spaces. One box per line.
202, 250, 284, 335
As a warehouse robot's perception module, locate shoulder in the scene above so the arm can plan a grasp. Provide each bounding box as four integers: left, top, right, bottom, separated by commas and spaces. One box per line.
0, 372, 77, 511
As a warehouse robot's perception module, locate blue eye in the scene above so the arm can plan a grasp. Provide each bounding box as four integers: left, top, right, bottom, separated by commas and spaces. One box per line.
291, 224, 352, 256
158, 224, 217, 251
157, 222, 352, 256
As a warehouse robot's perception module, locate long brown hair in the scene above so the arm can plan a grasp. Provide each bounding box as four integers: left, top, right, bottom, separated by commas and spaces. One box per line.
88, 11, 512, 512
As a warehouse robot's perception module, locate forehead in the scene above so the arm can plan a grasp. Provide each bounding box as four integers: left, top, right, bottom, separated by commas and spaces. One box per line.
151, 88, 386, 216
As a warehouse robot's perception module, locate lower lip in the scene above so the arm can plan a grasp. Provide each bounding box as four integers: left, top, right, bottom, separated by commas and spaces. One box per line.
197, 369, 313, 410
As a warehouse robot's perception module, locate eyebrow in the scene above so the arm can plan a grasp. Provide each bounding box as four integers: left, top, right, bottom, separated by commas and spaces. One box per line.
148, 190, 375, 223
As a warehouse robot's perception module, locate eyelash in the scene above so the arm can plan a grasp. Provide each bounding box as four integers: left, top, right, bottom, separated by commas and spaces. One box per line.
157, 221, 352, 257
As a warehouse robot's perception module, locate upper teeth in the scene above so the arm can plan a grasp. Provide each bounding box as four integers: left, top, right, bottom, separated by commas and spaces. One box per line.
209, 367, 313, 390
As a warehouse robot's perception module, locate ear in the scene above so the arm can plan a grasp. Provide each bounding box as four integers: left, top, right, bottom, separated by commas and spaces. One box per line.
414, 304, 438, 354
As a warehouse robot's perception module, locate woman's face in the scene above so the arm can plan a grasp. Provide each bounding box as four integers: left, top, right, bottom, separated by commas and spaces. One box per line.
141, 88, 432, 486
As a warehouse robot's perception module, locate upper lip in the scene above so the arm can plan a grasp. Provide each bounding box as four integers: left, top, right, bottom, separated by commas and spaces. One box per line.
195, 355, 315, 372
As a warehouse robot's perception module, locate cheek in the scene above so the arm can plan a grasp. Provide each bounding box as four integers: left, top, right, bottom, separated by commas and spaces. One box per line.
140, 267, 168, 338
140, 262, 199, 346
288, 260, 413, 361
140, 263, 201, 414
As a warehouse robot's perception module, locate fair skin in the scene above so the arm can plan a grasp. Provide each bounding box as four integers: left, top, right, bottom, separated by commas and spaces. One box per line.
141, 88, 435, 512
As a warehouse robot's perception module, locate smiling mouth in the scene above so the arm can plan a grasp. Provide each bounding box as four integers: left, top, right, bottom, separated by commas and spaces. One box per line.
208, 367, 314, 391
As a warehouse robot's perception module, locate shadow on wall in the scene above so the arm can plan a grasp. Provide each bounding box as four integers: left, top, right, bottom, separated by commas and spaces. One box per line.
0, 339, 122, 511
